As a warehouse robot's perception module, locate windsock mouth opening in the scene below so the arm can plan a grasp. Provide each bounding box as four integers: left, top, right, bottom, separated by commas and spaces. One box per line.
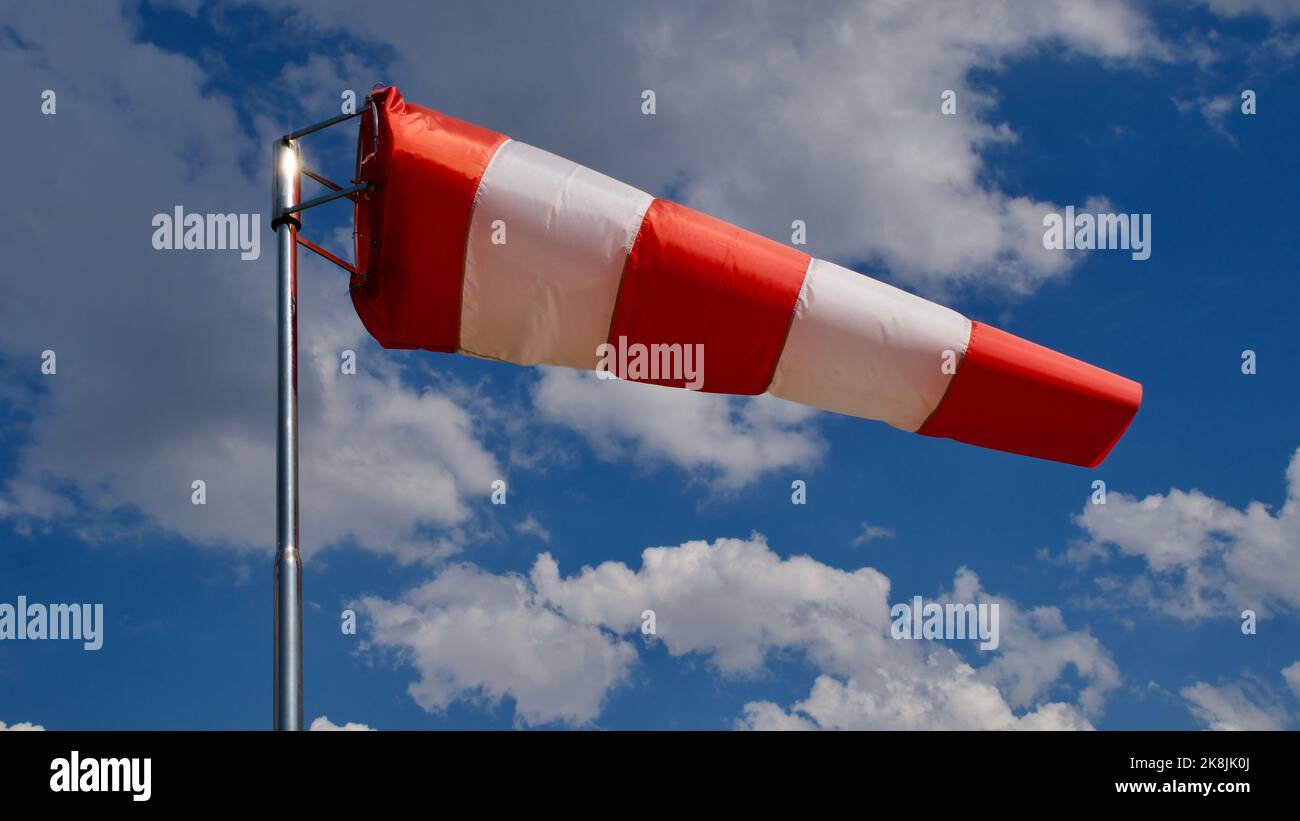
348, 85, 510, 352
351, 87, 396, 300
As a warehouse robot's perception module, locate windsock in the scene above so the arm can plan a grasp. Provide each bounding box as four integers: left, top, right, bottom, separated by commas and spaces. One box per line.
350, 87, 1141, 467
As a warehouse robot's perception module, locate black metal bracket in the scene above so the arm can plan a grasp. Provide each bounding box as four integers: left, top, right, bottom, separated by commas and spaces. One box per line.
274, 99, 378, 279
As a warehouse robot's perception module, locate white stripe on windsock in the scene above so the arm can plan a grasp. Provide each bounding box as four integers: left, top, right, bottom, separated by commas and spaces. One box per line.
767, 258, 972, 432
460, 139, 654, 368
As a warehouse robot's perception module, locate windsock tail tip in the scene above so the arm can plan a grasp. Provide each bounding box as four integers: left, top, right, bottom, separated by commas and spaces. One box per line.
919, 322, 1141, 468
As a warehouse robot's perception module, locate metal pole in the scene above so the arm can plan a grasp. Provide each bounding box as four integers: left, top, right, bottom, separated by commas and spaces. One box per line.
272, 137, 303, 731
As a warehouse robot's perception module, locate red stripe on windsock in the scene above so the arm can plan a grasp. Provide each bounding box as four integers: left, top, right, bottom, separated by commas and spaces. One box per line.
606, 199, 810, 394
352, 87, 508, 351
918, 322, 1141, 467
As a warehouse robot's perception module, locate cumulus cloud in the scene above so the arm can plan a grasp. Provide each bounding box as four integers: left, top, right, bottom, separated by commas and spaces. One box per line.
533, 369, 824, 491
1181, 680, 1291, 731
944, 568, 1120, 719
359, 535, 1117, 728
309, 716, 375, 731
737, 564, 1117, 730
354, 564, 638, 727
1063, 447, 1300, 620
626, 1, 1171, 296
0, 721, 44, 731
0, 4, 501, 563
740, 671, 1096, 731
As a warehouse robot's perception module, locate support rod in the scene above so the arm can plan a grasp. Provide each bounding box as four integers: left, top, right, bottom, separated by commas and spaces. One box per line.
283, 105, 366, 141
301, 166, 344, 193
284, 182, 371, 216
296, 233, 360, 277
272, 137, 303, 731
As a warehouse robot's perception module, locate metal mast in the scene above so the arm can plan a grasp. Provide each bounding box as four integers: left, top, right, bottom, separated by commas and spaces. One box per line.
270, 102, 373, 730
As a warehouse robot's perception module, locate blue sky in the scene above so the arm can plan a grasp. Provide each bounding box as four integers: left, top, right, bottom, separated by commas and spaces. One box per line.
1, 0, 1298, 731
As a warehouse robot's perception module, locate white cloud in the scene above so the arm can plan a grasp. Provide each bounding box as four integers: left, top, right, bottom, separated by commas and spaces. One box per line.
1181, 681, 1290, 731
0, 721, 44, 731
1065, 447, 1300, 620
309, 716, 375, 731
1201, 0, 1300, 24
944, 568, 1120, 719
0, 5, 502, 563
1180, 660, 1300, 732
534, 535, 893, 675
626, 1, 1172, 297
533, 369, 824, 491
1173, 94, 1240, 141
359, 535, 1117, 729
513, 515, 552, 543
735, 564, 1117, 730
354, 564, 638, 727
1283, 660, 1300, 699
852, 523, 895, 546
741, 671, 1096, 731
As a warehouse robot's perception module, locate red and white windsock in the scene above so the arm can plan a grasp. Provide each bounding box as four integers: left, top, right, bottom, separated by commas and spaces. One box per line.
350, 87, 1141, 467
